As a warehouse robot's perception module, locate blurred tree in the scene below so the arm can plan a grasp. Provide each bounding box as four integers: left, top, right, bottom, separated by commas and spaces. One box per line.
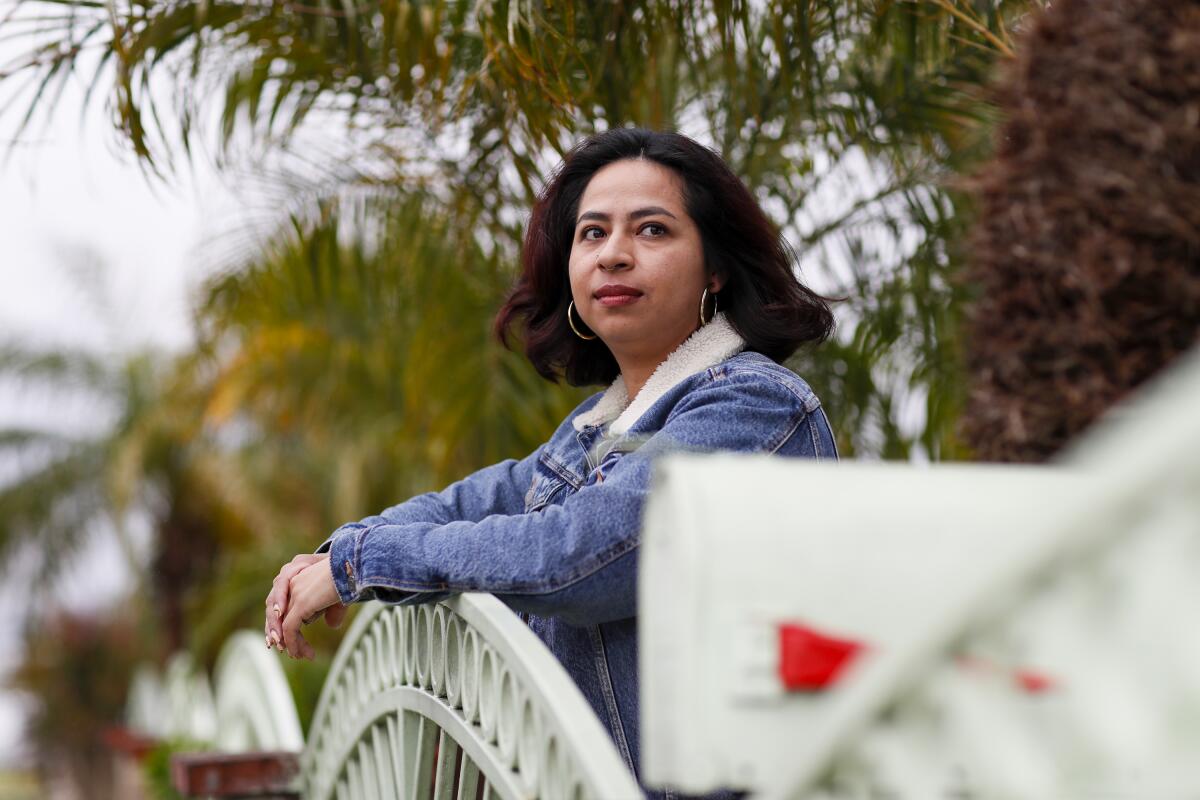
185, 194, 587, 661
10, 609, 147, 800
198, 194, 585, 517
0, 3, 1068, 792
3, 0, 1044, 459
0, 344, 255, 654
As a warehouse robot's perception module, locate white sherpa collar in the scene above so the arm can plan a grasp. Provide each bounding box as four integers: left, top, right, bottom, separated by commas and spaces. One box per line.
571, 312, 746, 434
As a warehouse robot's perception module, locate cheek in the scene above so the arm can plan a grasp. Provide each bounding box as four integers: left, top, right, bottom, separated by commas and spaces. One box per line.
688, 240, 709, 286
668, 243, 709, 296
565, 240, 581, 274
566, 254, 585, 295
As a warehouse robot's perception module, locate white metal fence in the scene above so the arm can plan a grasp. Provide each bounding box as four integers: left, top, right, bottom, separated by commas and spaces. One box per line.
302, 593, 641, 800
126, 653, 218, 746
212, 630, 306, 752
128, 595, 640, 799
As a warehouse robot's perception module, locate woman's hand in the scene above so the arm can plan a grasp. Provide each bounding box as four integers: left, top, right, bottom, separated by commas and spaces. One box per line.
264, 553, 347, 659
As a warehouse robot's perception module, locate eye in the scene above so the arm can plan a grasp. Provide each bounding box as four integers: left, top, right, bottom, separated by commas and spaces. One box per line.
580, 226, 605, 241
640, 222, 667, 237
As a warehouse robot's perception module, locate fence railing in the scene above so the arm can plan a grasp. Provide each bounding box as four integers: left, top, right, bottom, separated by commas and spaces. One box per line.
303, 593, 641, 800
639, 348, 1200, 798
126, 653, 218, 746
128, 595, 641, 799
212, 630, 305, 752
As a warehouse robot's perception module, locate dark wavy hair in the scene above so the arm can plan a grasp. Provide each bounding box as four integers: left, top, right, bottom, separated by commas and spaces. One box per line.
495, 127, 835, 386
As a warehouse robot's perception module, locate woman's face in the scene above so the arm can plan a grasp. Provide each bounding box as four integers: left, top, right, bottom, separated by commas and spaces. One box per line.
568, 158, 722, 366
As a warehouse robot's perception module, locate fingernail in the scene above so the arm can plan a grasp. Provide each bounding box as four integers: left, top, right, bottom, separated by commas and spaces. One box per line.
273, 604, 281, 618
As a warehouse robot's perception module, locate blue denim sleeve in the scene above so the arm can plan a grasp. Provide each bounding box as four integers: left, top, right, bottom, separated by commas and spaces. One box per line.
327, 372, 835, 625
314, 447, 544, 556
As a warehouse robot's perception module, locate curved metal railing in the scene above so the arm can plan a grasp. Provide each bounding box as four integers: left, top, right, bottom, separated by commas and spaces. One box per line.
126, 633, 302, 753
302, 594, 643, 800
126, 653, 218, 744
126, 663, 168, 740
212, 630, 305, 752
128, 598, 640, 798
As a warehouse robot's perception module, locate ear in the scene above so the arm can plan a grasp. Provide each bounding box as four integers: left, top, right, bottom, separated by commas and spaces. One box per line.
707, 272, 727, 293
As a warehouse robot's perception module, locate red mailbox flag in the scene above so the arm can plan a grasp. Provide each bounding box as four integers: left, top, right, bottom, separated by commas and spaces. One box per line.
778, 623, 865, 691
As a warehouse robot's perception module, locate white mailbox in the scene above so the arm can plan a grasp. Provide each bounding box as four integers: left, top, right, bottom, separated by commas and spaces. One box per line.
640, 349, 1200, 799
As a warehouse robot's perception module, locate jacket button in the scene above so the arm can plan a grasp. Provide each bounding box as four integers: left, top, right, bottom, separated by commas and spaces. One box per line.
344, 561, 354, 582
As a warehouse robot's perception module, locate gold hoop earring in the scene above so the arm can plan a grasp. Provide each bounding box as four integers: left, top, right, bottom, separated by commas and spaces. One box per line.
568, 300, 597, 340
700, 288, 718, 326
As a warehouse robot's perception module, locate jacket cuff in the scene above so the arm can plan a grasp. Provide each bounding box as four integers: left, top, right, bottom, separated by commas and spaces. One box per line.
328, 528, 372, 604
314, 522, 366, 555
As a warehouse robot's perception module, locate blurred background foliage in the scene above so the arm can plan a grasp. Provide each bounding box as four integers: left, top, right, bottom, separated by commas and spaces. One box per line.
0, 0, 1044, 793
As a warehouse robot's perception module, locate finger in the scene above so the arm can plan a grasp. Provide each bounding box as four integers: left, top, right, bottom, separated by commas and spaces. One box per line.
268, 557, 319, 644
264, 614, 274, 649
264, 595, 282, 650
281, 570, 322, 658
280, 554, 321, 595
269, 558, 307, 615
324, 604, 348, 629
281, 604, 308, 659
283, 557, 340, 657
290, 629, 311, 660
266, 573, 293, 648
265, 554, 319, 613
265, 570, 292, 626
265, 562, 292, 611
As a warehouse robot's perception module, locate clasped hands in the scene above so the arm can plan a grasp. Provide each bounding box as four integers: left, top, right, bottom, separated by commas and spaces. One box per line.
264, 553, 347, 660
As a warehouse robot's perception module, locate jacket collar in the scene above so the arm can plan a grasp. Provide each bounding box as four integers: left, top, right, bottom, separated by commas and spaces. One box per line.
572, 312, 746, 434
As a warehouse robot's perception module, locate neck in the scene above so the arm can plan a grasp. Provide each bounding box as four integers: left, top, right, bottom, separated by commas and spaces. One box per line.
572, 312, 747, 434
612, 328, 698, 405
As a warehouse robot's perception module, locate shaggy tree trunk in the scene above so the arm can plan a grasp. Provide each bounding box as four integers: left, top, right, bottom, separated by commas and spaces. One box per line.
153, 504, 218, 654
960, 0, 1200, 462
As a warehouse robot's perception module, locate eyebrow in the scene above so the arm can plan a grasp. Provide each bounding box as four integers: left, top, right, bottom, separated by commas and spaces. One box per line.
576, 206, 679, 225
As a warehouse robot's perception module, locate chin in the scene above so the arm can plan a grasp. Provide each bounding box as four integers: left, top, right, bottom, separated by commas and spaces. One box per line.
600, 319, 689, 357
591, 314, 649, 341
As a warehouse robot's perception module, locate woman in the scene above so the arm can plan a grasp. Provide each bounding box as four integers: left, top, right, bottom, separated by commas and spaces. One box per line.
263, 127, 837, 791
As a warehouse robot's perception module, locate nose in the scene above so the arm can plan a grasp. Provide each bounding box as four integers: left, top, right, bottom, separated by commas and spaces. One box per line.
596, 228, 633, 272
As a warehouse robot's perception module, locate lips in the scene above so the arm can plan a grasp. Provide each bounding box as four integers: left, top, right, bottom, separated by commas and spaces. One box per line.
594, 284, 643, 308
594, 284, 643, 299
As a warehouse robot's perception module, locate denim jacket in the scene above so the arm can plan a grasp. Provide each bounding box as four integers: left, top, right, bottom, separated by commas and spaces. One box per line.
317, 313, 837, 797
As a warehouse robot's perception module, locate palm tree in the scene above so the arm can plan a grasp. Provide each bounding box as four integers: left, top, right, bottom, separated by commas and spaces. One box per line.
2, 0, 1045, 459
0, 0, 1050, 708
0, 341, 254, 654
0, 5, 1066, 791
10, 608, 145, 800
178, 194, 584, 646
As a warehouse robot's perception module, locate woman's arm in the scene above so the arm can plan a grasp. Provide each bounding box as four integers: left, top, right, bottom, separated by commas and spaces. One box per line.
267, 444, 547, 654
325, 372, 833, 626
312, 449, 545, 554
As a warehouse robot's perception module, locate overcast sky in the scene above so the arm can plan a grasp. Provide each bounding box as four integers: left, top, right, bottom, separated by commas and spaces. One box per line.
0, 30, 241, 767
